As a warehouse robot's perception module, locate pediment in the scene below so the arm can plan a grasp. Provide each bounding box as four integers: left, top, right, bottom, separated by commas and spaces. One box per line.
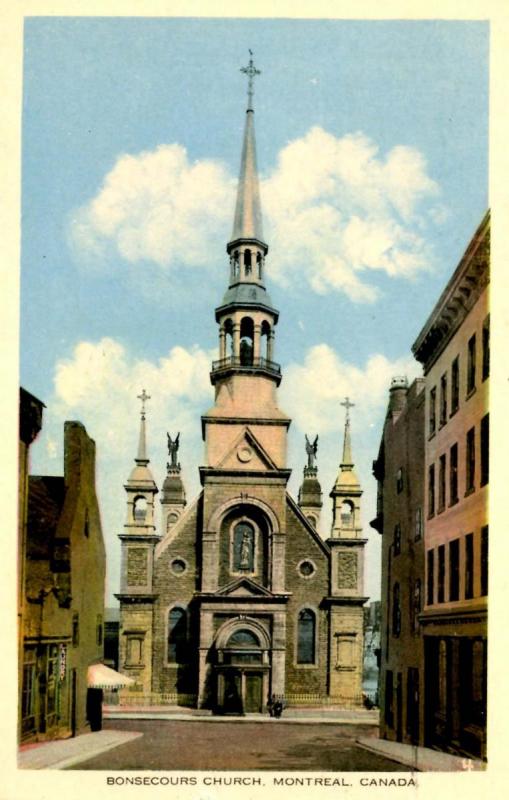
216, 577, 273, 597
216, 427, 278, 471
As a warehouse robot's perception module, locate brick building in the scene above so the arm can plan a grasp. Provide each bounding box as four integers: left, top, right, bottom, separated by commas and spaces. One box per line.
413, 212, 489, 759
373, 212, 489, 759
372, 377, 425, 744
116, 58, 368, 713
19, 392, 107, 742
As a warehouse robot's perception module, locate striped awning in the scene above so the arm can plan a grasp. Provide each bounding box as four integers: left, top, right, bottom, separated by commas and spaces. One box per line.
87, 663, 135, 689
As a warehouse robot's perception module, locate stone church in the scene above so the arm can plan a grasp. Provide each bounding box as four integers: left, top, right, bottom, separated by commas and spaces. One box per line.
117, 58, 367, 713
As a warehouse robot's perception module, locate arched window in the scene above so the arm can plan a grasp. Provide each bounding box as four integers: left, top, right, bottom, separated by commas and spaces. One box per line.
256, 252, 262, 279
297, 609, 316, 664
233, 251, 240, 277
261, 320, 271, 361
224, 318, 234, 358
168, 607, 187, 664
133, 496, 147, 521
244, 248, 252, 275
340, 500, 354, 528
240, 317, 254, 365
227, 629, 260, 648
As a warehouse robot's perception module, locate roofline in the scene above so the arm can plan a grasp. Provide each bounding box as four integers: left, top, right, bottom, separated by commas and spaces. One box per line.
412, 210, 490, 366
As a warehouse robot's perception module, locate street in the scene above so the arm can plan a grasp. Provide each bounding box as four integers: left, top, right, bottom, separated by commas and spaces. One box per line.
69, 719, 407, 771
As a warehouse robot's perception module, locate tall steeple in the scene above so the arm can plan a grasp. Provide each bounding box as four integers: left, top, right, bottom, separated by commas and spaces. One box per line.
202, 53, 290, 476
330, 398, 363, 539
230, 53, 264, 246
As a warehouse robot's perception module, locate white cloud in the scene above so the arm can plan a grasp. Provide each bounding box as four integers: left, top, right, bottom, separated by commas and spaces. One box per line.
281, 343, 422, 435
263, 128, 440, 301
68, 128, 443, 302
69, 144, 233, 270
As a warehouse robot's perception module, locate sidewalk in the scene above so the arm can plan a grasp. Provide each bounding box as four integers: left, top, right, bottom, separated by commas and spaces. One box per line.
104, 704, 379, 726
18, 730, 143, 770
356, 736, 485, 772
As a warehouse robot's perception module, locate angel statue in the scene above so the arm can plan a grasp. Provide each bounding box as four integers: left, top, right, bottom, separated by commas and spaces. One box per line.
167, 432, 180, 468
305, 434, 319, 469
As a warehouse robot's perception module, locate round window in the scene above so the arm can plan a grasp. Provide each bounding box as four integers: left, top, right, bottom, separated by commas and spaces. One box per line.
171, 558, 186, 575
299, 560, 316, 578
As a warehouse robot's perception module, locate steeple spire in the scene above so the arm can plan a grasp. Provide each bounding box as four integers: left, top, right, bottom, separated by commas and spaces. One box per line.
136, 389, 151, 465
340, 397, 355, 468
229, 52, 265, 247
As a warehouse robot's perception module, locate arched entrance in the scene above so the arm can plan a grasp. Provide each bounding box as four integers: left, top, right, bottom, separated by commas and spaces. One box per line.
214, 622, 270, 714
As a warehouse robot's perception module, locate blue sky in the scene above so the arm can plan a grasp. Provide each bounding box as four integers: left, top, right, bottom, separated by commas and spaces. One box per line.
21, 17, 488, 604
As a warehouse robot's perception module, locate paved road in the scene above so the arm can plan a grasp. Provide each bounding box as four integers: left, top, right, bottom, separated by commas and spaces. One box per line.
69, 719, 407, 771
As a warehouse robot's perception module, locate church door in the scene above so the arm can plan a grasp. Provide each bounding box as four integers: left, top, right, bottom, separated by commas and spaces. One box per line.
222, 670, 243, 715
245, 672, 263, 712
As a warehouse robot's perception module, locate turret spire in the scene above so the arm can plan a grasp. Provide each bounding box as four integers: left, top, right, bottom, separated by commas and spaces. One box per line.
329, 397, 363, 539
136, 389, 151, 465
340, 397, 355, 468
230, 52, 265, 246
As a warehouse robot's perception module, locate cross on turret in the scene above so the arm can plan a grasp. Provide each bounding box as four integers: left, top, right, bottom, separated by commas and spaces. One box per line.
137, 389, 151, 419
240, 50, 261, 111
341, 396, 355, 422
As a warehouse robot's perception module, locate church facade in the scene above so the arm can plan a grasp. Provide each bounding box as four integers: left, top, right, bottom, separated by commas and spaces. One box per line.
117, 58, 368, 713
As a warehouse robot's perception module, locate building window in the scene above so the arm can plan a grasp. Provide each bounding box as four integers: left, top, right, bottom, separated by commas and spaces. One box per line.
96, 614, 103, 647
449, 539, 460, 601
437, 545, 445, 603
21, 649, 36, 733
393, 524, 401, 556
466, 427, 476, 493
412, 579, 421, 634
465, 533, 474, 600
439, 373, 448, 426
449, 443, 459, 505
297, 609, 316, 664
427, 550, 434, 605
385, 670, 394, 728
438, 453, 446, 512
414, 507, 422, 541
168, 607, 188, 664
481, 525, 488, 596
449, 357, 459, 417
72, 612, 79, 647
467, 333, 476, 395
480, 413, 489, 487
392, 583, 401, 637
428, 464, 435, 518
482, 315, 490, 381
133, 495, 147, 521
429, 387, 436, 436
396, 468, 403, 494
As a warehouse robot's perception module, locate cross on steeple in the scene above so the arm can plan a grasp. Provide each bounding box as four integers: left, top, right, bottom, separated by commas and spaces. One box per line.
341, 397, 355, 423
137, 389, 151, 419
240, 50, 261, 111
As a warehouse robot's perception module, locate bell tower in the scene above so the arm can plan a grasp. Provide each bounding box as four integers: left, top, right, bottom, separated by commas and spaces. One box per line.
202, 53, 290, 471
326, 398, 367, 702
117, 390, 159, 693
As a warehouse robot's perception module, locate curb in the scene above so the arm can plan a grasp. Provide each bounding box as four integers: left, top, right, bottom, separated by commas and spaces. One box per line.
104, 712, 379, 726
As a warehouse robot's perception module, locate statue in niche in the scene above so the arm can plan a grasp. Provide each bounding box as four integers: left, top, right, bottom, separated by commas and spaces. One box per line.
167, 432, 180, 468
305, 434, 319, 468
234, 523, 254, 571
